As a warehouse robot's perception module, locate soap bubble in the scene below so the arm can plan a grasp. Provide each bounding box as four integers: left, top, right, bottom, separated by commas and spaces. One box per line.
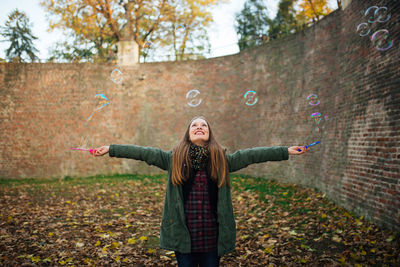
365, 6, 379, 23
243, 90, 258, 106
176, 24, 185, 31
371, 29, 393, 51
375, 6, 391, 23
86, 94, 110, 122
111, 69, 123, 84
306, 94, 320, 106
311, 112, 321, 132
94, 94, 109, 110
356, 23, 370, 37
186, 89, 202, 107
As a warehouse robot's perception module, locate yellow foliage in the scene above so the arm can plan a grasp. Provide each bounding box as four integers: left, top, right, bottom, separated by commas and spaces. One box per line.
139, 236, 148, 241
39, 0, 224, 61
337, 256, 346, 264
31, 256, 40, 263
264, 246, 273, 254
296, 0, 333, 25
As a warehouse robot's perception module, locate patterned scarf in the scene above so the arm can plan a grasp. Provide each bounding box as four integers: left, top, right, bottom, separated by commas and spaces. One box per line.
189, 143, 210, 170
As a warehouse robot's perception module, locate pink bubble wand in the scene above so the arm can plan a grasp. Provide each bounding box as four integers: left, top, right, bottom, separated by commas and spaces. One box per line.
70, 147, 97, 154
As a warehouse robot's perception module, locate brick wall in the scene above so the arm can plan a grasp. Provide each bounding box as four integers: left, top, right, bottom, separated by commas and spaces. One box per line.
0, 0, 399, 230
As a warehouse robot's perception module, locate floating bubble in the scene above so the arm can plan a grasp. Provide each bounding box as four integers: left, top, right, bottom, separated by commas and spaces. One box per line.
79, 135, 90, 148
243, 90, 258, 106
111, 69, 123, 84
324, 115, 329, 121
371, 29, 393, 51
86, 94, 110, 122
306, 94, 320, 106
186, 89, 202, 107
356, 23, 370, 37
374, 6, 391, 23
176, 24, 185, 31
365, 6, 379, 23
311, 112, 321, 132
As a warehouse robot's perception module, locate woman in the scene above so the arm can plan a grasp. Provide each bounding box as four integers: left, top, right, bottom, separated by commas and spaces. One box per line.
93, 116, 309, 267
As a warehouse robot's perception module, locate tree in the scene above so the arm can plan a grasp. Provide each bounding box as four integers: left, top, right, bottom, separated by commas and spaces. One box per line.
235, 0, 335, 51
41, 0, 223, 62
0, 9, 39, 62
268, 0, 299, 40
235, 0, 299, 51
234, 0, 272, 51
296, 0, 333, 25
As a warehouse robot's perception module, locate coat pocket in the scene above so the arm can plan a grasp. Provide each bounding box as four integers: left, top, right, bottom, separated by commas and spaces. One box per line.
160, 221, 190, 251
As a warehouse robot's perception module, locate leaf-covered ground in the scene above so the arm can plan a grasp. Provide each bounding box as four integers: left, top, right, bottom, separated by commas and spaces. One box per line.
0, 174, 398, 266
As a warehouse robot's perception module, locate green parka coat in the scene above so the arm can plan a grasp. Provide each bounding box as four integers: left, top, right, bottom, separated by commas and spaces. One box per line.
109, 144, 289, 256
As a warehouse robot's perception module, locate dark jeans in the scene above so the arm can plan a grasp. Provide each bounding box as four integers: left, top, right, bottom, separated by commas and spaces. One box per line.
175, 251, 220, 267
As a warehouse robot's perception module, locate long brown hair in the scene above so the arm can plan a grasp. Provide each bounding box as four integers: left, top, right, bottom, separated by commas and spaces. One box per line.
171, 116, 229, 188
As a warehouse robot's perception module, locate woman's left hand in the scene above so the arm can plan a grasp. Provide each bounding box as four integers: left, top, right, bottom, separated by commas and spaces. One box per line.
288, 146, 310, 155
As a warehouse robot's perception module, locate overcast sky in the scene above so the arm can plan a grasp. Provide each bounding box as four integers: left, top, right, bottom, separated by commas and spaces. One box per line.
0, 0, 337, 61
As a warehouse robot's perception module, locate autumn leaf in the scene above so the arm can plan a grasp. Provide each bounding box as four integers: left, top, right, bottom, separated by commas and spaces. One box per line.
31, 256, 40, 263
139, 236, 148, 241
289, 230, 297, 236
386, 235, 395, 242
338, 256, 346, 264
264, 246, 273, 254
332, 235, 342, 243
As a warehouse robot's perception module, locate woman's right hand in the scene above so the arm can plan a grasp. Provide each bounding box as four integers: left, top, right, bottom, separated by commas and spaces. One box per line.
94, 146, 109, 156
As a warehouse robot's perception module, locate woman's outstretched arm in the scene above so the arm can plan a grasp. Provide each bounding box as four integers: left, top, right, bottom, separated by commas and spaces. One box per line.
93, 144, 171, 171
227, 145, 310, 172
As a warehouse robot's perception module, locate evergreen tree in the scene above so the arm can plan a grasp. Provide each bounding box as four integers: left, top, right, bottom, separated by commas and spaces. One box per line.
268, 0, 299, 40
0, 9, 39, 62
235, 0, 272, 51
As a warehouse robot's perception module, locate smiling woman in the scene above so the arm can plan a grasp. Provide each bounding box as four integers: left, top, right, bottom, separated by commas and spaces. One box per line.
92, 116, 308, 266
189, 117, 210, 147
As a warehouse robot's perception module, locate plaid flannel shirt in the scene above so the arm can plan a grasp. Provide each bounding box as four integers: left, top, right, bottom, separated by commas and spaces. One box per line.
184, 169, 218, 252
